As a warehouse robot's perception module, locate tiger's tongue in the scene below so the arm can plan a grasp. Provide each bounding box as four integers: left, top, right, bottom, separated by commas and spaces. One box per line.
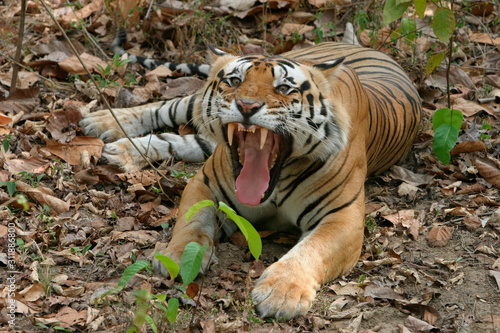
235, 131, 271, 206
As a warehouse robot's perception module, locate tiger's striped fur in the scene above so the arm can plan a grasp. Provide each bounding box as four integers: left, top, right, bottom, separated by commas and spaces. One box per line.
81, 42, 421, 319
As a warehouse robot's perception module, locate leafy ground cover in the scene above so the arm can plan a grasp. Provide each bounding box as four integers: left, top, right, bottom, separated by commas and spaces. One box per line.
0, 0, 499, 332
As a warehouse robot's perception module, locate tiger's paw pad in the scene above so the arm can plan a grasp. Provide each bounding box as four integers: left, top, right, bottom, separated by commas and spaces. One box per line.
251, 262, 317, 319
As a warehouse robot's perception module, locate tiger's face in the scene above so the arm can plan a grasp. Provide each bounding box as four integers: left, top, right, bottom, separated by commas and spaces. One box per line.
195, 48, 350, 206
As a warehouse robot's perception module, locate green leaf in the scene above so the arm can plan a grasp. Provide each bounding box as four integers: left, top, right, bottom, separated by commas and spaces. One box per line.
185, 200, 215, 221
218, 202, 262, 260
117, 260, 150, 290
401, 17, 416, 41
432, 7, 455, 42
383, 0, 411, 26
433, 124, 459, 164
167, 298, 179, 323
154, 253, 180, 279
7, 181, 16, 197
180, 242, 208, 285
426, 52, 446, 75
144, 315, 158, 333
414, 0, 426, 18
3, 138, 9, 151
432, 108, 463, 131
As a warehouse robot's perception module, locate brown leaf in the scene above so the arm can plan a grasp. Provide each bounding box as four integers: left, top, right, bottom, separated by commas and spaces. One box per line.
0, 71, 40, 90
0, 113, 12, 125
362, 257, 401, 269
404, 315, 437, 332
488, 270, 500, 290
4, 156, 50, 174
388, 165, 434, 186
15, 181, 70, 214
46, 136, 104, 165
427, 225, 453, 247
364, 283, 405, 300
186, 282, 200, 299
60, 0, 103, 28
450, 140, 486, 155
469, 32, 500, 45
475, 158, 500, 187
46, 108, 83, 143
463, 215, 481, 231
58, 53, 108, 75
161, 77, 204, 99
0, 87, 40, 113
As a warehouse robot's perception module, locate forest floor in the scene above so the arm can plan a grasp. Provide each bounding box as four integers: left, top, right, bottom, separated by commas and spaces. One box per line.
0, 0, 499, 332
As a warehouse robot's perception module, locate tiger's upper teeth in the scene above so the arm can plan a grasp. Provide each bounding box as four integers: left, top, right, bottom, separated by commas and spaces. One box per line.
227, 123, 268, 150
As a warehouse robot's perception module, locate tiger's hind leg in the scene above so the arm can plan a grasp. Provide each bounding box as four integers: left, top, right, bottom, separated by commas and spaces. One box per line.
102, 133, 215, 172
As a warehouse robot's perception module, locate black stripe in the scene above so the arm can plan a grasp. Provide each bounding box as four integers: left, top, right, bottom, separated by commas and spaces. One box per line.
306, 186, 362, 231
194, 135, 213, 158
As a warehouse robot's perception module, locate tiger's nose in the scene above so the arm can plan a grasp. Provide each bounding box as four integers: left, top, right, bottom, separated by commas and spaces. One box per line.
236, 99, 263, 115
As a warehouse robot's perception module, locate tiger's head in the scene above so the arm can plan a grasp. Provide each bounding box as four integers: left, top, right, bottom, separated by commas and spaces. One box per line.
195, 46, 351, 206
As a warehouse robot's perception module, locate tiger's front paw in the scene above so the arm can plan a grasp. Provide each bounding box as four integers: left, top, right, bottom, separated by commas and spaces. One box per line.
251, 261, 318, 319
80, 110, 126, 142
101, 139, 146, 172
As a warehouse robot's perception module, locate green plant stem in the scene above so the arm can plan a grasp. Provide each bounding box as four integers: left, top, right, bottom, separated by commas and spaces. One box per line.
445, 0, 456, 109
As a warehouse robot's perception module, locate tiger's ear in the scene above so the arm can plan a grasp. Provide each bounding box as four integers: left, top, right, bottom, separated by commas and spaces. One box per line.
313, 57, 345, 72
207, 45, 230, 62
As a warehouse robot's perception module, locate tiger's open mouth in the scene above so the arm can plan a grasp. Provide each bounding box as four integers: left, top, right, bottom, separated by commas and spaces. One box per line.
226, 123, 288, 206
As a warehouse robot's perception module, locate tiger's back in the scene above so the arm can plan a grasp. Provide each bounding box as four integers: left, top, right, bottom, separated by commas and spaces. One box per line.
284, 43, 422, 175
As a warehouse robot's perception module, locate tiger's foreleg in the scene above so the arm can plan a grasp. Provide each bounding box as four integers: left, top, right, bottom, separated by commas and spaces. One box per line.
251, 194, 365, 319
80, 95, 198, 142
101, 133, 215, 172
152, 167, 219, 276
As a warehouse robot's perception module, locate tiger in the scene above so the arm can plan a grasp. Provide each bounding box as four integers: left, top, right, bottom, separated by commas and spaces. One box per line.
80, 41, 422, 319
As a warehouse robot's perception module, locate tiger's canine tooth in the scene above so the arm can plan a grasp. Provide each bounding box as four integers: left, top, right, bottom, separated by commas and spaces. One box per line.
227, 123, 237, 146
260, 127, 268, 149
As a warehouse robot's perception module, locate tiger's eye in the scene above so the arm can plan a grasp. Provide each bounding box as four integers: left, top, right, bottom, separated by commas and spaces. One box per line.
229, 77, 241, 87
276, 85, 290, 94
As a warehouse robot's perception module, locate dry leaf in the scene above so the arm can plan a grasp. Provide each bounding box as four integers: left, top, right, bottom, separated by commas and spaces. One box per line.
364, 283, 404, 300
475, 158, 500, 187
427, 225, 453, 247
58, 53, 108, 75
46, 136, 104, 165
0, 71, 39, 90
46, 108, 83, 143
0, 87, 40, 113
15, 181, 70, 214
388, 165, 434, 186
0, 113, 12, 125
4, 156, 50, 174
469, 32, 500, 45
362, 257, 401, 269
488, 270, 500, 290
451, 140, 486, 155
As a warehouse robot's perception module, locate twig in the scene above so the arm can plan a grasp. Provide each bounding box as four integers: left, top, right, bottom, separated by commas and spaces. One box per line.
144, 0, 155, 20
10, 0, 27, 95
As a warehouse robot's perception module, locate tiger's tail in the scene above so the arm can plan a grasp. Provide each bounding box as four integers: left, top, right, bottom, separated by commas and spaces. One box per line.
111, 28, 211, 78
